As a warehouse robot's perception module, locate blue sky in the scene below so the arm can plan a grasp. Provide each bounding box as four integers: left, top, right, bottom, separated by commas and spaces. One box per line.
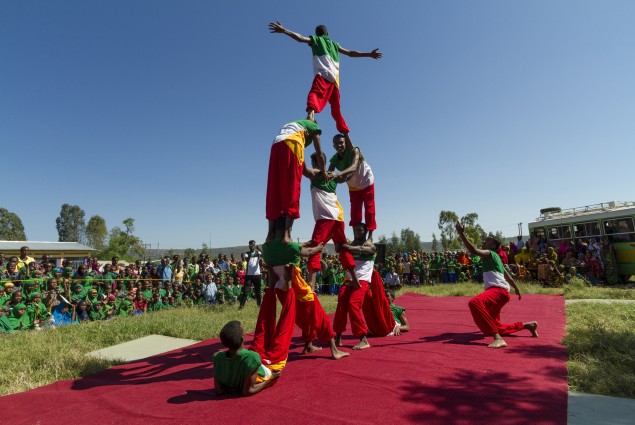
2, 1, 634, 249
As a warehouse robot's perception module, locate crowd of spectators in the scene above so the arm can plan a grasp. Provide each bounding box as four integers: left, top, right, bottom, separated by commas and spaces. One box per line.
0, 234, 624, 333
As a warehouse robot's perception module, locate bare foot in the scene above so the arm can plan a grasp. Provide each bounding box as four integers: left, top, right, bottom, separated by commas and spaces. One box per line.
302, 342, 322, 354
282, 235, 292, 244
352, 338, 370, 350
525, 321, 539, 337
306, 109, 315, 121
488, 336, 507, 349
331, 347, 350, 360
335, 334, 342, 347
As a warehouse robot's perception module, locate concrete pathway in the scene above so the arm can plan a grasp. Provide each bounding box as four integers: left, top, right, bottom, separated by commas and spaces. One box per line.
87, 334, 199, 362
568, 392, 635, 425
565, 299, 635, 304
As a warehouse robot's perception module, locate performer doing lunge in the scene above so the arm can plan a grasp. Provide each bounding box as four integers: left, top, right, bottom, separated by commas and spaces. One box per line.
455, 222, 538, 349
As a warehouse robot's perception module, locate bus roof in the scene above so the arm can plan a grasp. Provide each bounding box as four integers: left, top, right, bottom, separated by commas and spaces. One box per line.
528, 201, 635, 227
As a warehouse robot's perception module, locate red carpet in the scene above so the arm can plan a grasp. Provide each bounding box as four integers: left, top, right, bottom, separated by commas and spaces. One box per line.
0, 294, 567, 425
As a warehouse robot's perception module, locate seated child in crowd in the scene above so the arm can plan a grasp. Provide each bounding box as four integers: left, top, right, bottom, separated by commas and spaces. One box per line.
213, 320, 280, 397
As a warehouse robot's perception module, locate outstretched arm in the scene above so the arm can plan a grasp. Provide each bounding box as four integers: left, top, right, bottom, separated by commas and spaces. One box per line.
456, 222, 491, 258
339, 46, 382, 59
268, 21, 311, 44
341, 242, 376, 256
301, 243, 324, 257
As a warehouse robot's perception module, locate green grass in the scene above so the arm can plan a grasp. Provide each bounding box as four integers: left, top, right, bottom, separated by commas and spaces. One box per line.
565, 302, 635, 398
1, 282, 634, 398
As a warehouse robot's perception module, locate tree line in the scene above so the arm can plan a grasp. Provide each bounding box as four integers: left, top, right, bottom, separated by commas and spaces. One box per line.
1, 205, 504, 259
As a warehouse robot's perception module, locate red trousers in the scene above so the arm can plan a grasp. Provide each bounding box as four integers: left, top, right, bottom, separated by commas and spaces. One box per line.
349, 184, 376, 231
250, 287, 296, 365
468, 287, 524, 336
307, 219, 355, 271
307, 74, 349, 134
362, 270, 396, 336
296, 295, 334, 343
333, 280, 369, 336
266, 142, 303, 221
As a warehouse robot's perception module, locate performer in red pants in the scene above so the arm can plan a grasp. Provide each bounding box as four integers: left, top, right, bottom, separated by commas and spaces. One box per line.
456, 222, 539, 348
266, 119, 327, 244
268, 21, 382, 133
334, 223, 376, 350
329, 133, 376, 242
305, 152, 359, 290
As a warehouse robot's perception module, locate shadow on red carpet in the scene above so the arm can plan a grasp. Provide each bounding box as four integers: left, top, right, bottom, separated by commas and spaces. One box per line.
0, 293, 568, 425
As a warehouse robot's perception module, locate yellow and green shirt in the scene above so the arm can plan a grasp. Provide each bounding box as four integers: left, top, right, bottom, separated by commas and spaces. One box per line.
273, 120, 321, 166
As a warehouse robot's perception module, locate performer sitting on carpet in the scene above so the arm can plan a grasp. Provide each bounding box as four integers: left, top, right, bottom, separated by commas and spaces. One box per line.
333, 223, 376, 350
455, 222, 538, 349
305, 152, 360, 291
261, 217, 349, 360
329, 133, 376, 242
386, 289, 410, 336
266, 119, 328, 244
268, 21, 382, 133
213, 320, 280, 397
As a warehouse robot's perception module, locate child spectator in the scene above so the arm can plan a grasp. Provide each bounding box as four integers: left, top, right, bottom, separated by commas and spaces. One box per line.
213, 320, 280, 396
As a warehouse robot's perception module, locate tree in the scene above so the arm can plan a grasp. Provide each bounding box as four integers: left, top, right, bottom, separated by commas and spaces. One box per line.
56, 204, 86, 243
0, 208, 26, 240
123, 218, 135, 235
400, 228, 422, 253
85, 215, 107, 250
460, 213, 487, 248
431, 233, 439, 252
99, 220, 144, 261
438, 210, 459, 250
184, 248, 196, 259
200, 243, 209, 256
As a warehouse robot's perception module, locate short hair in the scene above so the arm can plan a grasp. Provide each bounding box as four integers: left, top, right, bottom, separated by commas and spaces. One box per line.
220, 320, 243, 350
332, 133, 345, 143
490, 236, 502, 250
315, 25, 328, 36
386, 288, 396, 300
357, 222, 368, 231
310, 152, 326, 167
249, 240, 256, 245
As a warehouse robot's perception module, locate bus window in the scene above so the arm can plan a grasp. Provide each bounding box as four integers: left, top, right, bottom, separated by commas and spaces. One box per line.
560, 225, 572, 239
533, 227, 546, 239
548, 227, 560, 241
603, 217, 635, 243
586, 222, 601, 237
574, 224, 586, 238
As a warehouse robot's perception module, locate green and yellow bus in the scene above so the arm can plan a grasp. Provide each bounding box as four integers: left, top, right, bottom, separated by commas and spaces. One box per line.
528, 201, 635, 277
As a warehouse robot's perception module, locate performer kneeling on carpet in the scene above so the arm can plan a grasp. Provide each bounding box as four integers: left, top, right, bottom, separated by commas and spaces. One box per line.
455, 222, 538, 349
213, 320, 280, 397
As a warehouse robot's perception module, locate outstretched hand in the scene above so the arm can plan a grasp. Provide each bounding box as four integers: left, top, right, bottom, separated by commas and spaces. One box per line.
370, 48, 383, 59
455, 221, 465, 234
268, 21, 285, 33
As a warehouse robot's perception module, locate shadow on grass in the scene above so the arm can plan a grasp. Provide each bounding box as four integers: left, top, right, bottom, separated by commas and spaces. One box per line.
398, 369, 567, 424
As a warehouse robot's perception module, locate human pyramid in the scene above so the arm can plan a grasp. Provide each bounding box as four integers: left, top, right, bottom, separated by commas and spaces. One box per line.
212, 22, 539, 397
